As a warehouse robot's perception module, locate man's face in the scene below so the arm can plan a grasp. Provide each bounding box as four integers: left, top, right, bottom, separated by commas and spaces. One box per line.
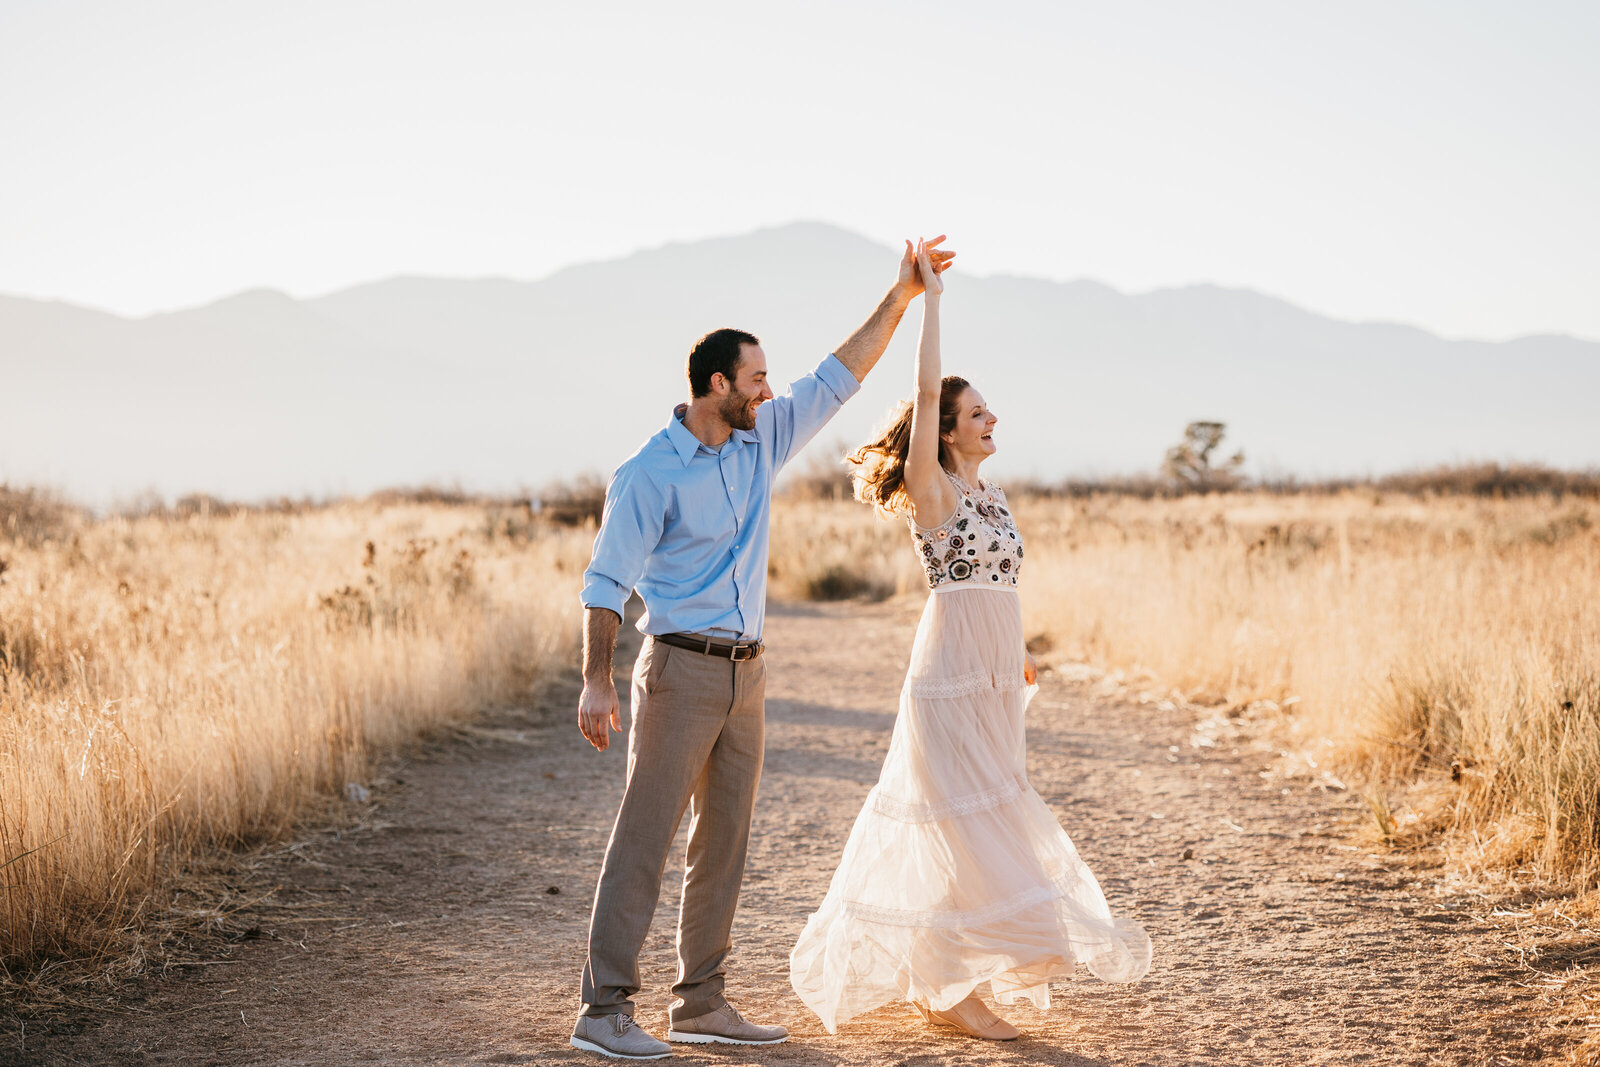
715, 344, 774, 431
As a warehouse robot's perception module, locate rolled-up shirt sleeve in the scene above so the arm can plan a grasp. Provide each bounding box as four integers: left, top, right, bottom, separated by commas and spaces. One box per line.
580, 461, 666, 619
761, 353, 863, 471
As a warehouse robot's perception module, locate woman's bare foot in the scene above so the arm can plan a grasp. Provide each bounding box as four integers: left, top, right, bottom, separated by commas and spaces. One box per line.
914, 994, 1021, 1040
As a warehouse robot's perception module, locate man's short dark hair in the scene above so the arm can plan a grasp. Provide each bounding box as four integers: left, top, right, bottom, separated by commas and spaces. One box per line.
687, 328, 760, 398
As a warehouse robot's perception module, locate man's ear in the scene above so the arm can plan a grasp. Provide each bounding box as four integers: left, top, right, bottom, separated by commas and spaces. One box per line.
710, 372, 729, 395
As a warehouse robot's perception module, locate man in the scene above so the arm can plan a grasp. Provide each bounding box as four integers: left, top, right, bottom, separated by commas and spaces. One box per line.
570, 237, 953, 1059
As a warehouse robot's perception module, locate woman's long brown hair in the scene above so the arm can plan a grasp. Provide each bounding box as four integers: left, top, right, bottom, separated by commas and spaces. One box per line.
847, 376, 970, 515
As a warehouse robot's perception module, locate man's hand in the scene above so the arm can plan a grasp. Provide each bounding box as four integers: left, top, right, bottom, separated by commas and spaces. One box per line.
578, 606, 622, 751
896, 235, 955, 298
578, 677, 621, 751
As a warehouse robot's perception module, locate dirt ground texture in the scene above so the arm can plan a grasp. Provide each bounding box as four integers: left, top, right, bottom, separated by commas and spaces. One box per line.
4, 598, 1586, 1066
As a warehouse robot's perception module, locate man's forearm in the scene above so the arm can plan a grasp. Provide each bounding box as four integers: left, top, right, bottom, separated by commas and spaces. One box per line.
833, 286, 913, 382
582, 606, 621, 684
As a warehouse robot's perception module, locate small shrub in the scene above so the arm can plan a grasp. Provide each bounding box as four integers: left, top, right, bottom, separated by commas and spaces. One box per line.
536, 474, 608, 526
1162, 421, 1244, 493
780, 443, 855, 502
0, 484, 83, 545
802, 562, 895, 602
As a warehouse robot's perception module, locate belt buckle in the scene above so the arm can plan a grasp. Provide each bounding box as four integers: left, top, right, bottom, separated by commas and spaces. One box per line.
730, 643, 751, 661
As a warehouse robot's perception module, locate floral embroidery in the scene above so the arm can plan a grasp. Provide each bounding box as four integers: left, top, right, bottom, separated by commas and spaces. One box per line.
908, 474, 1024, 591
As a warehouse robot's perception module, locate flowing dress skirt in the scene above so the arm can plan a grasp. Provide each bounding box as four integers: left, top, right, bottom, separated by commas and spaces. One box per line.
789, 584, 1152, 1033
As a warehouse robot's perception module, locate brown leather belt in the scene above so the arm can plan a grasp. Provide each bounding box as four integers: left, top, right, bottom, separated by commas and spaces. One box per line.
654, 632, 765, 661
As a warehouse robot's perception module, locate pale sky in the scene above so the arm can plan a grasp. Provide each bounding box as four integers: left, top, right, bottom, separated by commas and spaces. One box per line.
2, 0, 1596, 341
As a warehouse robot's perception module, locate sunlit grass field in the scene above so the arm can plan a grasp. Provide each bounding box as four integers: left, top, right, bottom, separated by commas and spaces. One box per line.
0, 498, 591, 973
773, 489, 1600, 892
4, 483, 1598, 983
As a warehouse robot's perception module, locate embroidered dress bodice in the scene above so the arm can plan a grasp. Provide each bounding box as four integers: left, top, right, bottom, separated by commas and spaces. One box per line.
909, 473, 1023, 590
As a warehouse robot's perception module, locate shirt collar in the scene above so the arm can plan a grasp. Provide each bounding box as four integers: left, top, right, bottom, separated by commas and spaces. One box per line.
666, 405, 757, 467
666, 407, 701, 467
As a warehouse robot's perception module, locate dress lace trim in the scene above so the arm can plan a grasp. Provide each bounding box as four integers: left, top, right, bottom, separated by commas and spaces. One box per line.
839, 868, 1088, 930
867, 773, 1031, 824
930, 582, 1019, 596
907, 668, 1029, 699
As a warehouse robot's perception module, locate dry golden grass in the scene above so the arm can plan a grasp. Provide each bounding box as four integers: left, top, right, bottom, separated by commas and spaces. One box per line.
8, 481, 1598, 989
773, 490, 1600, 890
0, 501, 590, 973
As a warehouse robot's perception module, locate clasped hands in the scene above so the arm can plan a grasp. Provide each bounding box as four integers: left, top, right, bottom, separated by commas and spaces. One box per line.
899, 235, 955, 298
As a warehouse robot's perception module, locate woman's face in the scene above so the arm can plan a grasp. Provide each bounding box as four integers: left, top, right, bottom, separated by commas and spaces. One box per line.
943, 387, 998, 462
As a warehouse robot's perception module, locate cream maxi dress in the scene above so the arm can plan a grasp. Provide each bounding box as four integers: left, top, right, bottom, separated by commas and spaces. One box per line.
789, 473, 1152, 1033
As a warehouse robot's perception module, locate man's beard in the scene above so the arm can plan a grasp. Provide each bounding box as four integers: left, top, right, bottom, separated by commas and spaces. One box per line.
720, 390, 758, 431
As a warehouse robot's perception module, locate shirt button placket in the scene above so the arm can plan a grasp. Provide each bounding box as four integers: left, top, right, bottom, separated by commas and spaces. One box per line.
722, 452, 746, 635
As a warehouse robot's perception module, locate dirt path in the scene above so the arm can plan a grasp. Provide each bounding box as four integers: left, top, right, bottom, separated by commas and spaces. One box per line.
10, 598, 1575, 1066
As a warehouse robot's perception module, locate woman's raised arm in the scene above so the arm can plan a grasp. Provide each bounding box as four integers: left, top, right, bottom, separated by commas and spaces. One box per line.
902, 239, 957, 528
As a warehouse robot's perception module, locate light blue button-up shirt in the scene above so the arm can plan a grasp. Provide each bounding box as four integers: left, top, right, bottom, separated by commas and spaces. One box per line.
581, 353, 862, 641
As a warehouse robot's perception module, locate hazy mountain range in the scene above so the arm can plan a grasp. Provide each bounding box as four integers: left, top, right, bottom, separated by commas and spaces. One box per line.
4, 222, 1596, 506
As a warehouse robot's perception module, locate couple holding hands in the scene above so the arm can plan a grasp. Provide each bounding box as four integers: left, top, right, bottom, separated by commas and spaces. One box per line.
570, 237, 1151, 1059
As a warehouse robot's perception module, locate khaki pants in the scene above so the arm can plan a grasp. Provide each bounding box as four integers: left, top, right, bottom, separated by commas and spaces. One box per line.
579, 636, 767, 1022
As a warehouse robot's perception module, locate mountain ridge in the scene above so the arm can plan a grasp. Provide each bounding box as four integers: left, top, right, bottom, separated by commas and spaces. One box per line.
3, 222, 1595, 505
12, 220, 1594, 347
9, 223, 1593, 348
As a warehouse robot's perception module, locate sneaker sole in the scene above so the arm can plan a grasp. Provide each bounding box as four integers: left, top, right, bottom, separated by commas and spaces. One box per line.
569, 1036, 672, 1059
666, 1031, 787, 1045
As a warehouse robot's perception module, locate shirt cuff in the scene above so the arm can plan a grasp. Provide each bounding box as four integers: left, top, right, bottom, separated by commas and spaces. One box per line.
817, 353, 863, 404
580, 575, 629, 619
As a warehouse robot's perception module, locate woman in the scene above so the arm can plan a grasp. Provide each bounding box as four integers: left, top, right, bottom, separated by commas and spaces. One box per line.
789, 240, 1151, 1040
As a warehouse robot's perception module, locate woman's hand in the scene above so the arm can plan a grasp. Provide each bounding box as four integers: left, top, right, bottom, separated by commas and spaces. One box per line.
1024, 653, 1038, 686
915, 237, 945, 297
897, 235, 954, 297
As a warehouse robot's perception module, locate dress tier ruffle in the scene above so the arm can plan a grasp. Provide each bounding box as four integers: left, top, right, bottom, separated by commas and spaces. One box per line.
789, 582, 1152, 1034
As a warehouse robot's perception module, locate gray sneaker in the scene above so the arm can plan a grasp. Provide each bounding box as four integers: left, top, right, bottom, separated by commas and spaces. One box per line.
570, 1012, 671, 1059
667, 1003, 787, 1045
